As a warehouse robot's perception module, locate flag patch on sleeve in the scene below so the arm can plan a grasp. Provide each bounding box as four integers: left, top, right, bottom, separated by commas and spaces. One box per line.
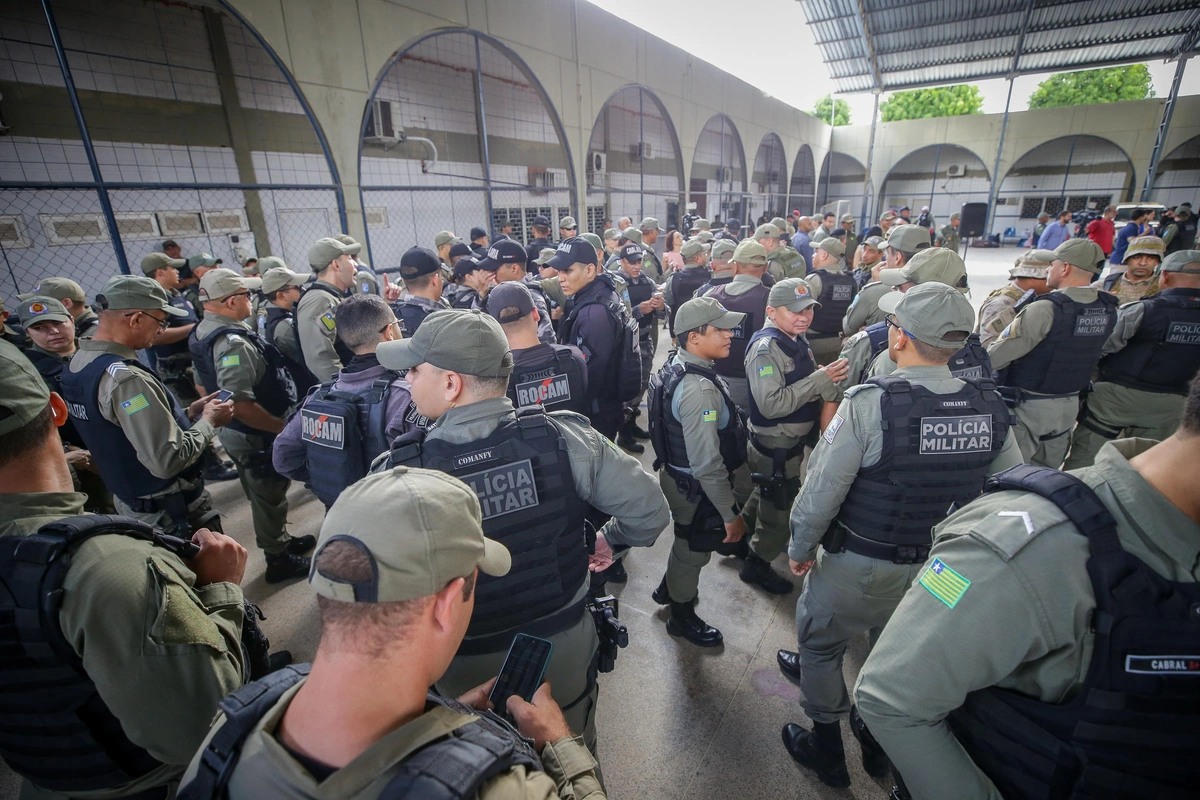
221, 354, 240, 367
320, 311, 337, 331
757, 365, 775, 377
121, 394, 149, 415
701, 409, 718, 423
919, 559, 971, 608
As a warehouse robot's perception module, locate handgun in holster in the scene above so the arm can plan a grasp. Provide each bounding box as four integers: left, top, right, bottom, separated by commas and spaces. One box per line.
820, 520, 847, 554
751, 447, 796, 510
586, 594, 628, 673
997, 385, 1022, 409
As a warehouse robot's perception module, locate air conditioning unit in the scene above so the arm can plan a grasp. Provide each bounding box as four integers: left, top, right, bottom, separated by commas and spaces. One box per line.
364, 207, 389, 228
630, 142, 652, 160
589, 152, 607, 174
767, 170, 781, 184
527, 167, 561, 191
715, 166, 732, 183
366, 99, 405, 143
946, 164, 967, 178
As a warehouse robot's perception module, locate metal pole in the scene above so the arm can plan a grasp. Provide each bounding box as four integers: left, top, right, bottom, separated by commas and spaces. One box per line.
474, 37, 496, 236
984, 78, 1014, 238
1061, 134, 1078, 214
39, 0, 129, 274
1141, 55, 1189, 201
929, 142, 942, 215
638, 89, 645, 219
861, 91, 880, 228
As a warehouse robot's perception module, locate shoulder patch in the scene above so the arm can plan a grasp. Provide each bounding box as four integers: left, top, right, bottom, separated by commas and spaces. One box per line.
823, 413, 844, 443
105, 361, 133, 379
220, 354, 241, 367
320, 311, 337, 331
120, 393, 150, 416
958, 492, 1071, 562
846, 330, 868, 346
224, 333, 243, 344
701, 409, 718, 423
919, 558, 971, 608
843, 383, 875, 398
757, 364, 775, 377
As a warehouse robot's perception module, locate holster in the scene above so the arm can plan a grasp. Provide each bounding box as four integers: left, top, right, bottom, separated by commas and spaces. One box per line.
820, 520, 847, 553
751, 445, 800, 511
587, 595, 628, 674
243, 447, 281, 481
240, 601, 273, 680
680, 494, 729, 553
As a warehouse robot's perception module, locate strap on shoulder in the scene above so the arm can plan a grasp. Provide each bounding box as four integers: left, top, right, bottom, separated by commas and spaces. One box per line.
387, 428, 428, 467
983, 465, 1120, 554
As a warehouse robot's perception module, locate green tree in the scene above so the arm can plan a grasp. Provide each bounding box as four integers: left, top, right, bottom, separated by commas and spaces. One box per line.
1028, 65, 1155, 109
879, 85, 983, 122
814, 94, 851, 126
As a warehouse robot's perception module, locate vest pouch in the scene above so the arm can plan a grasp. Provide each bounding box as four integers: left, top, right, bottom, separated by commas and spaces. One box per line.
682, 494, 729, 553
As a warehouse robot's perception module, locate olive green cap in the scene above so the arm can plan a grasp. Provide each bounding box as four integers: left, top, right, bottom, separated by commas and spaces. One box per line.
753, 223, 781, 240
674, 296, 745, 332
241, 259, 260, 276
840, 213, 855, 224
693, 218, 711, 230
533, 247, 558, 266
96, 274, 188, 316
20, 277, 85, 304
579, 232, 603, 251
639, 217, 662, 232
680, 239, 710, 259
434, 231, 461, 248
256, 255, 289, 273
199, 268, 261, 301
376, 309, 514, 378
817, 238, 846, 264
1161, 250, 1200, 273
1010, 249, 1053, 279
308, 237, 358, 269
16, 295, 71, 326
693, 230, 715, 243
620, 227, 643, 246
731, 240, 768, 266
1175, 206, 1192, 217
1053, 238, 1105, 273
0, 339, 50, 437
710, 239, 736, 260
881, 247, 968, 291
141, 251, 186, 275
311, 466, 511, 604
260, 267, 308, 295
1122, 235, 1165, 264
768, 278, 819, 312
862, 236, 886, 251
334, 234, 360, 248
877, 282, 974, 349
186, 253, 221, 270
886, 224, 932, 253
770, 217, 789, 232
559, 216, 577, 230
602, 227, 621, 241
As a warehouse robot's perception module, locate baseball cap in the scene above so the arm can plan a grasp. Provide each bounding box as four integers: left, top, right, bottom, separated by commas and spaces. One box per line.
434, 231, 461, 248
449, 242, 474, 260
840, 213, 855, 223
770, 217, 789, 231
20, 277, 85, 304
639, 217, 662, 232
96, 274, 188, 316
0, 339, 50, 437
141, 252, 186, 275
546, 237, 599, 270
694, 230, 715, 243
470, 227, 488, 241
261, 267, 308, 295
255, 256, 289, 273
877, 282, 974, 349
753, 223, 781, 240
1054, 238, 1105, 274
725, 218, 742, 230
1161, 250, 1200, 273
310, 466, 510, 604
186, 253, 222, 271
533, 247, 558, 266
731, 240, 768, 266
817, 238, 846, 262
242, 259, 260, 276
579, 232, 603, 251
950, 211, 961, 220
1175, 206, 1192, 217
768, 278, 819, 313
619, 243, 644, 262
486, 281, 535, 324
1122, 235, 1165, 264
602, 227, 621, 241
680, 239, 710, 259
880, 210, 898, 222
881, 247, 968, 290
559, 216, 577, 230
399, 246, 442, 280
452, 255, 495, 281
476, 239, 528, 271
790, 210, 801, 217
1010, 250, 1053, 279
199, 267, 261, 301
886, 224, 933, 253
334, 234, 361, 249
377, 309, 513, 378
620, 227, 644, 246
710, 239, 736, 260
532, 215, 551, 227
17, 295, 71, 326
674, 296, 745, 332
694, 218, 711, 231
309, 237, 358, 269
862, 236, 886, 251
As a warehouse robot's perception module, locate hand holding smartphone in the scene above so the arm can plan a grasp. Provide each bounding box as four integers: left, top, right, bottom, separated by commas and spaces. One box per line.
489, 633, 553, 723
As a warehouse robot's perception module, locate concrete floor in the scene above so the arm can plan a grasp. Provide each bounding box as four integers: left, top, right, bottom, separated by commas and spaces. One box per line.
0, 244, 1028, 799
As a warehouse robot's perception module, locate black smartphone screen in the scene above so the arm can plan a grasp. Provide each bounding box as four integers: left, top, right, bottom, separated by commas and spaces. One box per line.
488, 633, 553, 720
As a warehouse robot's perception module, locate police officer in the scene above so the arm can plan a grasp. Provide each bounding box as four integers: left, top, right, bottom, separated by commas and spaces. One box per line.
142, 251, 201, 403
614, 241, 663, 452
638, 217, 666, 283
989, 238, 1119, 468
435, 230, 462, 269
804, 239, 858, 365
558, 215, 578, 243
374, 309, 669, 752
469, 225, 489, 255
336, 233, 379, 296
663, 238, 712, 336
781, 283, 1023, 789
975, 250, 1052, 347
19, 276, 98, 338
533, 246, 567, 323
273, 294, 423, 507
855, 378, 1200, 800
0, 339, 255, 800
525, 215, 554, 267
1162, 204, 1196, 254
715, 217, 741, 242
844, 225, 931, 339
258, 260, 315, 394
848, 234, 885, 291
61, 275, 233, 534
1092, 234, 1163, 304
863, 209, 898, 241
182, 253, 222, 320
766, 222, 807, 281
706, 240, 773, 409
450, 253, 499, 310
479, 238, 556, 344
179, 467, 606, 799
935, 211, 961, 253
391, 245, 451, 336
695, 238, 737, 297
295, 237, 358, 382
739, 279, 848, 595
1064, 249, 1200, 469
489, 282, 588, 414
192, 268, 313, 583
811, 212, 836, 244
839, 213, 859, 253
605, 226, 639, 270
648, 297, 748, 647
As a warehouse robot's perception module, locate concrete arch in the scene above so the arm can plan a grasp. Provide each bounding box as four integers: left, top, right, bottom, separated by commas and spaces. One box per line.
1151, 133, 1200, 204
878, 144, 991, 230
750, 132, 788, 223
689, 114, 748, 226
789, 144, 817, 216
817, 151, 871, 219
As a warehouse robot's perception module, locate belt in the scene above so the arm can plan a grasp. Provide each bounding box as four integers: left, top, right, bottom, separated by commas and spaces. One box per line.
827, 524, 930, 565
120, 480, 205, 514
455, 600, 586, 656
750, 435, 805, 461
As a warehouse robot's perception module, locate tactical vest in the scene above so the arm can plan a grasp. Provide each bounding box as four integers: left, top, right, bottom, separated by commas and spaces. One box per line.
768, 248, 806, 280
263, 306, 318, 396
695, 274, 733, 298
706, 282, 769, 379
385, 408, 591, 641
150, 292, 198, 359
301, 374, 397, 507
834, 377, 1010, 560
1098, 289, 1200, 395
1002, 292, 1119, 396
624, 274, 656, 335
74, 314, 98, 339
948, 464, 1200, 799
297, 283, 355, 365
746, 328, 820, 427
179, 664, 541, 800
508, 344, 588, 414
946, 334, 993, 380
809, 270, 857, 336
1165, 217, 1197, 255
189, 325, 298, 436
60, 353, 199, 504
451, 287, 479, 310
393, 297, 438, 338
648, 357, 747, 486
354, 267, 379, 296
27, 350, 82, 446
0, 516, 198, 794
559, 277, 644, 406
668, 267, 712, 336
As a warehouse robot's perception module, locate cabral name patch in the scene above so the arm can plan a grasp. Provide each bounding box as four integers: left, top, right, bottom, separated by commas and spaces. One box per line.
1125, 655, 1200, 675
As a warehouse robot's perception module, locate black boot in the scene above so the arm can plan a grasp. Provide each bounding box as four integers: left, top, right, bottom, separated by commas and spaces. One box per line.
627, 417, 651, 440
201, 448, 238, 482
850, 704, 889, 778
267, 650, 293, 673
739, 552, 794, 594
616, 427, 644, 454
652, 575, 671, 605
714, 536, 749, 559
601, 559, 627, 583
666, 601, 722, 647
264, 551, 311, 584
781, 720, 850, 788
285, 534, 316, 555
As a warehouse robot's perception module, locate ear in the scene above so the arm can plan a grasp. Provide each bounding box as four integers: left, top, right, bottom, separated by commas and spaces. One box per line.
48, 392, 68, 428
430, 576, 465, 634
445, 370, 466, 403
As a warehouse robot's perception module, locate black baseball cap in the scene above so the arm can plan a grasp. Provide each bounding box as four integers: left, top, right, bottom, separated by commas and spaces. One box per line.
619, 242, 643, 262
398, 246, 442, 280
546, 237, 598, 270
532, 215, 551, 227
486, 281, 535, 323
449, 242, 473, 259
726, 218, 741, 229
452, 254, 499, 280
469, 227, 487, 241
476, 239, 528, 271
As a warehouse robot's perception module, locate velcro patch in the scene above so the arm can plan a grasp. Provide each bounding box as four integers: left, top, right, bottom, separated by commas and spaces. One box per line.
301, 409, 344, 449
1125, 655, 1200, 675
918, 415, 992, 454
919, 558, 971, 608
320, 311, 336, 331
757, 364, 775, 377
460, 458, 539, 520
121, 394, 149, 415
702, 409, 718, 423
823, 413, 844, 443
220, 354, 240, 367
516, 373, 572, 406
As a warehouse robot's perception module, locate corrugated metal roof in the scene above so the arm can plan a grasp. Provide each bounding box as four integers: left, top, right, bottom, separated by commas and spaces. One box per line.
798, 0, 1200, 93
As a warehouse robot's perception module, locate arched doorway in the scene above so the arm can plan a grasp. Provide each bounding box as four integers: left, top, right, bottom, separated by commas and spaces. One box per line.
749, 132, 787, 226
1150, 134, 1200, 207
879, 144, 990, 232
688, 114, 747, 232
788, 145, 817, 216
817, 152, 870, 224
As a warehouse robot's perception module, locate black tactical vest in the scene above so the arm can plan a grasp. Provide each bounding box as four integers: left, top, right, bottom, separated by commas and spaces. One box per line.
948, 464, 1200, 799
559, 275, 643, 407
836, 377, 1010, 553
1002, 291, 1118, 395
0, 516, 196, 794
706, 281, 769, 379
648, 356, 747, 485
694, 274, 733, 298
1165, 216, 1197, 255
263, 305, 318, 397
624, 274, 656, 335
28, 350, 82, 446
301, 374, 396, 507
946, 334, 993, 380
150, 292, 198, 360
385, 408, 591, 640
746, 328, 820, 427
189, 325, 298, 436
393, 297, 440, 338
809, 270, 857, 336
179, 664, 541, 800
507, 344, 588, 414
667, 267, 712, 336
1098, 289, 1200, 395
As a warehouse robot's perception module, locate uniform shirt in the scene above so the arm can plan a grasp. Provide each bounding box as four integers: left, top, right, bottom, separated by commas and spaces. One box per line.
294, 279, 346, 383
745, 320, 839, 441
936, 224, 961, 252
392, 293, 450, 336
854, 439, 1200, 800
641, 247, 666, 284
974, 283, 1026, 348
1, 491, 246, 798
788, 365, 1024, 563
841, 280, 889, 335
986, 286, 1104, 377
811, 225, 834, 244
68, 339, 216, 485
1036, 221, 1070, 250
196, 313, 275, 410
182, 678, 604, 799
1090, 272, 1158, 306
667, 348, 739, 522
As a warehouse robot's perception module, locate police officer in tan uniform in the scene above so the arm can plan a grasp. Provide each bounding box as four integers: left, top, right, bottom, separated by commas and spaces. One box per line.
295, 238, 358, 382
974, 250, 1052, 348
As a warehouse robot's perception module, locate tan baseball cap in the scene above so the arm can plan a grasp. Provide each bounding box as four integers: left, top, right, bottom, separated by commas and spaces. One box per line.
693, 218, 712, 231
680, 239, 710, 259
261, 267, 308, 295
881, 247, 968, 290
1161, 250, 1200, 273
186, 253, 222, 271
1010, 250, 1053, 279
0, 339, 50, 437
840, 213, 855, 224
533, 247, 558, 266
753, 223, 781, 240
434, 230, 461, 248
579, 232, 603, 251
241, 259, 260, 276
1122, 235, 1165, 264
255, 255, 289, 273
21, 277, 85, 304
731, 240, 768, 266
559, 216, 577, 230
817, 238, 846, 263
768, 278, 819, 312
16, 295, 71, 326
199, 267, 261, 301
694, 230, 715, 243
141, 252, 186, 275
334, 234, 360, 248
674, 296, 745, 332
377, 309, 514, 378
602, 227, 621, 241
886, 224, 932, 253
308, 237, 358, 269
96, 275, 188, 316
710, 239, 736, 260
639, 217, 662, 232
1054, 238, 1105, 273
310, 466, 511, 604
877, 282, 974, 349
621, 227, 644, 246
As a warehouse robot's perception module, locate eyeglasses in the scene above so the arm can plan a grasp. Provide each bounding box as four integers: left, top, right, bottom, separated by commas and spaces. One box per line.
884, 315, 914, 339
379, 319, 402, 334
126, 310, 169, 331
227, 291, 252, 300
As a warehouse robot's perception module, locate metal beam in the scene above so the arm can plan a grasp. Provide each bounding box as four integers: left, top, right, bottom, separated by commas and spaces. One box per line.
860, 92, 880, 226
1141, 55, 1190, 200
984, 78, 1015, 238
853, 0, 883, 91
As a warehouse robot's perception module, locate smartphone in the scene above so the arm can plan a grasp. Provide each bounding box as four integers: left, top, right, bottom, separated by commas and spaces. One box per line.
489, 633, 553, 721
214, 389, 234, 402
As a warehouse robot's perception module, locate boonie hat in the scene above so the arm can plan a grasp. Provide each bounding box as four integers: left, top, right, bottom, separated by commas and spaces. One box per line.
17, 295, 71, 326
20, 277, 85, 304
1161, 250, 1200, 273
620, 227, 644, 246
546, 237, 599, 270
877, 282, 974, 349
754, 223, 781, 240
486, 281, 535, 324
886, 224, 933, 253
1054, 239, 1105, 274
1122, 235, 1165, 264
96, 275, 188, 316
680, 239, 710, 259
674, 296, 745, 333
434, 231, 461, 248
558, 216, 577, 230
308, 237, 357, 269
1010, 250, 1053, 279
619, 243, 644, 262
310, 466, 511, 604
0, 339, 50, 437
477, 239, 528, 271
768, 278, 819, 313
141, 252, 186, 275
377, 309, 513, 378
639, 217, 663, 232
399, 246, 442, 280
710, 239, 736, 260
199, 267, 261, 301
731, 240, 768, 266
881, 247, 968, 290
260, 267, 307, 295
